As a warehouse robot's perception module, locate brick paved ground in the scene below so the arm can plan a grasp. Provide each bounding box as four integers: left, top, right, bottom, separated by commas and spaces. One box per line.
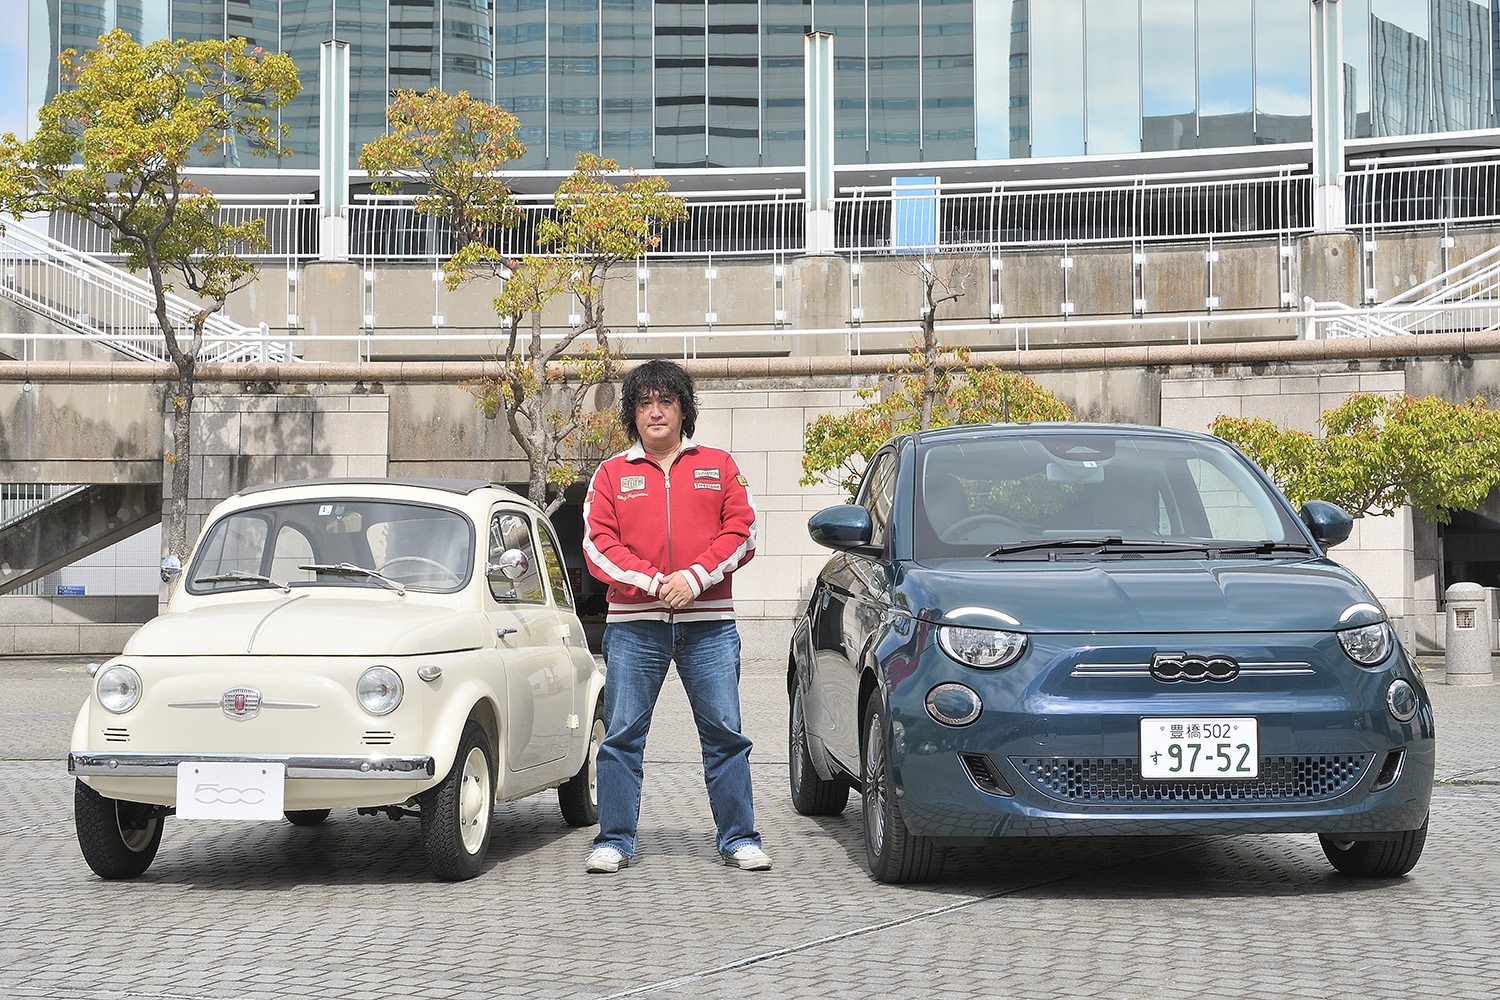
2, 655, 1496, 1000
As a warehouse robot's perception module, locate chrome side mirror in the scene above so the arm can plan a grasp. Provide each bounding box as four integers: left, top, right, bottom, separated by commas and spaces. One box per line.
160, 555, 182, 583
488, 548, 530, 581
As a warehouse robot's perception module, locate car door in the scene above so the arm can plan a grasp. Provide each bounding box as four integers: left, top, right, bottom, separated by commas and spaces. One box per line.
485, 507, 575, 771
534, 516, 597, 746
808, 449, 899, 773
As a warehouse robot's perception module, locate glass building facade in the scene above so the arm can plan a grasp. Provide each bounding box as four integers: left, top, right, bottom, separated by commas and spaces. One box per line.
14, 0, 1500, 173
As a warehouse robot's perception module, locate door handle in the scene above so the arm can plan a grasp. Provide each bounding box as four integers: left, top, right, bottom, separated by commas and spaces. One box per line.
496, 627, 518, 641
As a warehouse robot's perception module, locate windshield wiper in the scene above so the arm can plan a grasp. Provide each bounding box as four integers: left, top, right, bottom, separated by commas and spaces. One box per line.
1207, 541, 1315, 557
298, 562, 406, 595
193, 570, 290, 593
988, 537, 1225, 559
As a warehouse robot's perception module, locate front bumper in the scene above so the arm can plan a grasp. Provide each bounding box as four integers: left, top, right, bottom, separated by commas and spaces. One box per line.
69, 751, 435, 780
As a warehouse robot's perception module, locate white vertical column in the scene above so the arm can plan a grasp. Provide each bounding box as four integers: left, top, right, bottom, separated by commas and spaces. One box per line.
1310, 0, 1345, 231
805, 31, 835, 255
319, 39, 351, 260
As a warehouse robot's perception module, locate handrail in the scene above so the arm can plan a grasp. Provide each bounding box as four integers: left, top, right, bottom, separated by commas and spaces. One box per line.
0, 220, 298, 364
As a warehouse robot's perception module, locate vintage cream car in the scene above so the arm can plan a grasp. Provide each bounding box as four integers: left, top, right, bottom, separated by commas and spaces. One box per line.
69, 478, 605, 881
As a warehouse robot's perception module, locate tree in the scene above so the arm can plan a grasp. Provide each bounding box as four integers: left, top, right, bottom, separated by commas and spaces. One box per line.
801, 345, 1074, 499
0, 30, 300, 561
363, 96, 687, 514
1211, 393, 1500, 523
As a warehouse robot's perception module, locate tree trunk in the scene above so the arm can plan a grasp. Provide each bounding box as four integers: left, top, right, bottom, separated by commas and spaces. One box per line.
166, 367, 195, 560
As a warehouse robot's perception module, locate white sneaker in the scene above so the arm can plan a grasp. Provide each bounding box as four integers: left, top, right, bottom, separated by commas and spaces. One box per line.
724, 844, 772, 870
585, 846, 628, 873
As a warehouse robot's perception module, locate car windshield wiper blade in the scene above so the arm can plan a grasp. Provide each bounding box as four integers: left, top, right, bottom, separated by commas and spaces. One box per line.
193, 570, 290, 593
1207, 541, 1315, 556
988, 536, 1125, 557
298, 562, 406, 595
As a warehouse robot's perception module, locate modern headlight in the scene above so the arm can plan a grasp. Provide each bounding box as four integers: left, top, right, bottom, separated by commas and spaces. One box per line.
357, 666, 404, 716
937, 625, 1027, 669
1338, 622, 1393, 666
96, 664, 142, 714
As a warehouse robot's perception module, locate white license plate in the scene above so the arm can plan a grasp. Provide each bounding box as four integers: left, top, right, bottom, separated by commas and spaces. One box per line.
176, 762, 285, 820
1139, 718, 1258, 779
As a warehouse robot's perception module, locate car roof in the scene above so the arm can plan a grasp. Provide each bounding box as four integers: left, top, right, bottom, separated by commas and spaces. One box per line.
906, 422, 1224, 447
237, 477, 500, 497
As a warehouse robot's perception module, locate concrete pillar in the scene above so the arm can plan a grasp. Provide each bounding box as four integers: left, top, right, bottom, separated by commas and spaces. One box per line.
805, 31, 835, 255
319, 40, 351, 261
1310, 1, 1346, 232
1443, 582, 1492, 685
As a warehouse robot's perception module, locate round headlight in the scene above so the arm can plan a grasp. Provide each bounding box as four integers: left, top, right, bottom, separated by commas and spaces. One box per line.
357, 666, 404, 716
937, 625, 1027, 670
96, 664, 142, 714
926, 683, 983, 727
1338, 622, 1393, 666
1387, 679, 1419, 723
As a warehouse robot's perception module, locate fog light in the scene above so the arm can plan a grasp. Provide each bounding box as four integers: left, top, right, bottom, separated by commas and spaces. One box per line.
925, 683, 982, 727
1387, 679, 1418, 723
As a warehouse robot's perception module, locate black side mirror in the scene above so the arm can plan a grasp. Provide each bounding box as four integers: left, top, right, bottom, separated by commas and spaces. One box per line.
808, 504, 877, 552
1298, 500, 1354, 548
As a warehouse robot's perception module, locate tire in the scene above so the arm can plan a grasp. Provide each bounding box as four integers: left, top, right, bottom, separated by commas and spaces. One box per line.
1319, 815, 1428, 877
558, 697, 605, 827
74, 779, 164, 880
861, 693, 943, 884
421, 720, 494, 881
284, 809, 331, 827
789, 684, 849, 816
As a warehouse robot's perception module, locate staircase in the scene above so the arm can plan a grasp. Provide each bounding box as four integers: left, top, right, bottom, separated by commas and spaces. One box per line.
1307, 243, 1500, 340
0, 220, 297, 363
0, 483, 163, 595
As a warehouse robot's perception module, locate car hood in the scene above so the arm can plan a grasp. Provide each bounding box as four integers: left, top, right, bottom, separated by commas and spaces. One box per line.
123, 595, 490, 656
902, 556, 1381, 633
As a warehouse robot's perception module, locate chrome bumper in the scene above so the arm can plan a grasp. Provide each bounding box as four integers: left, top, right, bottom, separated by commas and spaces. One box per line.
69, 751, 436, 780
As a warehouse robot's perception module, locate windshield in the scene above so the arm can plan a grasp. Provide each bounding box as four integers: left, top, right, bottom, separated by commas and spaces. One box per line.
913, 432, 1305, 560
187, 498, 475, 594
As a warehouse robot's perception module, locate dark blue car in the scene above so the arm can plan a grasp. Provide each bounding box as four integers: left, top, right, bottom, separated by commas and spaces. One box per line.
790, 423, 1434, 883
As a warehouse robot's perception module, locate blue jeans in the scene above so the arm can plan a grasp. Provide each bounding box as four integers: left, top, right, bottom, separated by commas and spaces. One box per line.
593, 619, 761, 858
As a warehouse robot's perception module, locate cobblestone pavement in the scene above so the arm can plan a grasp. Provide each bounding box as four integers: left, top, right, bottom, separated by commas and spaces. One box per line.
2, 655, 1496, 1000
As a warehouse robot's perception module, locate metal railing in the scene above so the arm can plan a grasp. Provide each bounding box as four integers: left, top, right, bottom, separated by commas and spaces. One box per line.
0, 221, 298, 363
837, 165, 1316, 253
44, 195, 320, 263
1347, 148, 1500, 232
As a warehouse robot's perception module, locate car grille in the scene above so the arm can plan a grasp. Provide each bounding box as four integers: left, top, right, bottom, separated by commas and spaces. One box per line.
363, 730, 396, 747
1012, 754, 1372, 803
103, 727, 130, 743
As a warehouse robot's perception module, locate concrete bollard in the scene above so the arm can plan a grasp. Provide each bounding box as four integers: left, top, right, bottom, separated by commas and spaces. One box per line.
1444, 582, 1493, 685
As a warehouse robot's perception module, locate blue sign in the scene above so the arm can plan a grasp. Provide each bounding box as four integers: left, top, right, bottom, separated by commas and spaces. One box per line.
56, 585, 85, 596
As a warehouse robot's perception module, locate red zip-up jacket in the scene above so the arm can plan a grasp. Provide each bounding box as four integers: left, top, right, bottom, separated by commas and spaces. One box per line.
582, 437, 758, 622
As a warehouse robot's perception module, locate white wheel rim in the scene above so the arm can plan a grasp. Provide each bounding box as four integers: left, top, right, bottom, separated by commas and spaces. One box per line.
458, 746, 491, 855
116, 804, 156, 853
587, 719, 605, 807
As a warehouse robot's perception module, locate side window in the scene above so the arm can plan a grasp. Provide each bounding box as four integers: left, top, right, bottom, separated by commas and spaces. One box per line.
1184, 457, 1278, 540
859, 452, 898, 547
488, 511, 546, 603
536, 521, 575, 609
269, 525, 315, 584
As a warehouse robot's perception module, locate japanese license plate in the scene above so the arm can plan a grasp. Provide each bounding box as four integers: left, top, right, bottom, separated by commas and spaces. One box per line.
1139, 718, 1258, 779
176, 762, 285, 820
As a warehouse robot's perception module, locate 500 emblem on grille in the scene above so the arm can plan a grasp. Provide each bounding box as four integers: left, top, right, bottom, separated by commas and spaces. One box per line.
220, 687, 263, 720
1150, 652, 1239, 683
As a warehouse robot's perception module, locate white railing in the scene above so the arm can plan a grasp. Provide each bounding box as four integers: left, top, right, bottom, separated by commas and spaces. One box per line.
348, 189, 807, 261
837, 165, 1316, 254
0, 221, 298, 363
1306, 241, 1500, 339
1347, 148, 1500, 233
44, 195, 320, 263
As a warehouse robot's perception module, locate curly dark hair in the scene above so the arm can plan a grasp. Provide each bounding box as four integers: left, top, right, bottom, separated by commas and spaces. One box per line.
619, 359, 698, 442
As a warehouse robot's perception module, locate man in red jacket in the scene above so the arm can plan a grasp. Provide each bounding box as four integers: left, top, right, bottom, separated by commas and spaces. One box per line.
581, 359, 771, 873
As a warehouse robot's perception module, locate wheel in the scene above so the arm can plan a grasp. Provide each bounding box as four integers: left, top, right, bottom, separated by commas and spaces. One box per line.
861, 693, 943, 883
74, 779, 164, 879
421, 720, 494, 881
940, 513, 1023, 544
558, 697, 605, 827
284, 809, 331, 827
376, 556, 462, 585
789, 684, 849, 816
1319, 815, 1428, 877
